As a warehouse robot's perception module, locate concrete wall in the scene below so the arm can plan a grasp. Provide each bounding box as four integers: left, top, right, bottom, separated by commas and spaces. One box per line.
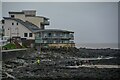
25, 16, 44, 29
9, 13, 45, 29
9, 14, 26, 22
22, 10, 36, 16
4, 19, 35, 39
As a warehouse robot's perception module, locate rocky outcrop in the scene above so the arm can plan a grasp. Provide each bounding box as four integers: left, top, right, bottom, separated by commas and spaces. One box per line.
2, 48, 120, 80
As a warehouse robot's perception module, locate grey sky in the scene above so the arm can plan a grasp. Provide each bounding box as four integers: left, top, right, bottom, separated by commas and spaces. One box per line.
1, 0, 120, 2
2, 2, 118, 45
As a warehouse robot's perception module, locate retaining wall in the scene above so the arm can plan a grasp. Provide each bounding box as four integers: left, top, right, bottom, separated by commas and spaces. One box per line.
2, 49, 27, 61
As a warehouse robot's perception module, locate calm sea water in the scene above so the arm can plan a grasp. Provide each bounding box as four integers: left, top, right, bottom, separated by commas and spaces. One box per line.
76, 43, 119, 49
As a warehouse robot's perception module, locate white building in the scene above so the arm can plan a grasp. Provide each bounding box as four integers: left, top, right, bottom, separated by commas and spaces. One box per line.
2, 10, 49, 46
2, 10, 75, 48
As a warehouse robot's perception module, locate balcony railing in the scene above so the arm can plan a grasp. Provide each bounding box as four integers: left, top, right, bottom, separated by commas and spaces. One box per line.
36, 35, 74, 39
35, 40, 74, 44
35, 33, 74, 41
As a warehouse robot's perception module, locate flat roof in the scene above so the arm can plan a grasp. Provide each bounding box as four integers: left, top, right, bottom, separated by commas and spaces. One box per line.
9, 12, 24, 14
26, 16, 49, 20
3, 17, 74, 33
34, 29, 74, 33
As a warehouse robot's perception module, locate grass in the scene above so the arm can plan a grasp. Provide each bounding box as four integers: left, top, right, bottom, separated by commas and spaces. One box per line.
3, 43, 16, 50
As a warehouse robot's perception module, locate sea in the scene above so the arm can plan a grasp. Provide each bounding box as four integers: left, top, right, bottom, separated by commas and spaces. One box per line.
76, 43, 119, 49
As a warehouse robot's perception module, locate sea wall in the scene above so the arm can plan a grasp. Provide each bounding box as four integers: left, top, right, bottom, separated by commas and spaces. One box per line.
2, 49, 28, 61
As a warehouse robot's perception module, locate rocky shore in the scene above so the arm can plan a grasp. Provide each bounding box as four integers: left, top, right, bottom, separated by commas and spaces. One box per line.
1, 48, 120, 80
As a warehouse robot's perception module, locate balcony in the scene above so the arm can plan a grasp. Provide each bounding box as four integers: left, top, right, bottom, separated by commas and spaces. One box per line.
35, 39, 74, 44
40, 34, 74, 40
41, 20, 50, 25
35, 33, 74, 43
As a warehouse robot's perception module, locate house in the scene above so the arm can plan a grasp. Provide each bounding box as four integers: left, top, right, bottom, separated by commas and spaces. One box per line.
2, 10, 75, 48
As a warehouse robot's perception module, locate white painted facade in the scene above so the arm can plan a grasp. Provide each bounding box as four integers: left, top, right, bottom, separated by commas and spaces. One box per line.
4, 19, 35, 40
3, 10, 49, 40
9, 14, 26, 22
9, 13, 45, 28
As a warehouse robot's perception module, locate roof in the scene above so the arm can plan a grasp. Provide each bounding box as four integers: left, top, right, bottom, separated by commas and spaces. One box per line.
3, 17, 40, 33
3, 17, 74, 33
22, 10, 36, 12
9, 11, 49, 20
25, 15, 49, 20
8, 11, 49, 20
34, 29, 74, 33
9, 12, 24, 14
36, 16, 49, 20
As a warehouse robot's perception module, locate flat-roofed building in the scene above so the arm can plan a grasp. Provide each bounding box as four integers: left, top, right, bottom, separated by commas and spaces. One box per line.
35, 29, 75, 48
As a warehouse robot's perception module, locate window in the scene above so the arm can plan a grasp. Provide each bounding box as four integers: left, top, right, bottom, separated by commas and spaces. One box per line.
11, 15, 14, 18
29, 33, 32, 37
48, 33, 52, 37
2, 26, 4, 29
12, 23, 14, 25
16, 23, 18, 25
24, 33, 28, 37
2, 20, 4, 24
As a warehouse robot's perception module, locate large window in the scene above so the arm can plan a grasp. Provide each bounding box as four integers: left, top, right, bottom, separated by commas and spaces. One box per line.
24, 33, 28, 37
29, 33, 32, 37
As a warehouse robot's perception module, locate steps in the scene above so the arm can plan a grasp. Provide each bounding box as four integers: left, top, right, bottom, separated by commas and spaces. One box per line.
13, 40, 22, 48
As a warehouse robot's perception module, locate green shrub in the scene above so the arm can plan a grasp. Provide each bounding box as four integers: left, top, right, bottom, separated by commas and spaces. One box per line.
3, 43, 16, 50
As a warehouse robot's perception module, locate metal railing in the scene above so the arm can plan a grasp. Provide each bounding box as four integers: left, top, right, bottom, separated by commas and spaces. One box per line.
36, 35, 74, 39
35, 39, 74, 44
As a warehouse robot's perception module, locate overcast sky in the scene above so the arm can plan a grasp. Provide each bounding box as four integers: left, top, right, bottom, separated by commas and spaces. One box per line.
2, 2, 118, 45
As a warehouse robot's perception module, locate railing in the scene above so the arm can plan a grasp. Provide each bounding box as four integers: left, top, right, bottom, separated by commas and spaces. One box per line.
35, 39, 74, 44
36, 36, 74, 39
